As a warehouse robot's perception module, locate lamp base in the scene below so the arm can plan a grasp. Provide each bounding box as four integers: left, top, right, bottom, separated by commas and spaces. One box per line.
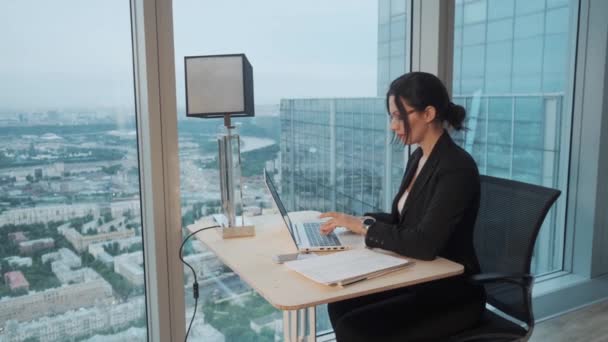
212, 214, 256, 238
221, 225, 256, 238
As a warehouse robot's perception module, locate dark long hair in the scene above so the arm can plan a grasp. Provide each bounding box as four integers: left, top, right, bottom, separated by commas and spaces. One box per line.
387, 72, 466, 142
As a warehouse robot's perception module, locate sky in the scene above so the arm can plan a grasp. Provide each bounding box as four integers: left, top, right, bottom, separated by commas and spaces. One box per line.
0, 0, 378, 111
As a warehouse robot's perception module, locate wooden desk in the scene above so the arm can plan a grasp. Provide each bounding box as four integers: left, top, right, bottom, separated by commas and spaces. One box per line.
188, 211, 464, 341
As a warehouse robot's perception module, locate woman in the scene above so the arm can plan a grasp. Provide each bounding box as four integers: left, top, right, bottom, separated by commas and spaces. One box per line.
320, 72, 486, 341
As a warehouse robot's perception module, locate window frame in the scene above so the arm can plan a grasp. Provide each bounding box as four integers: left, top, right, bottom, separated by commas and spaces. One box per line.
130, 0, 185, 341
533, 0, 608, 319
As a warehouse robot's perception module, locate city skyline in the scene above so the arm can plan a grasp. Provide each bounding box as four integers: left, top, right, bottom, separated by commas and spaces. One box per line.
0, 106, 282, 341
1, 0, 378, 111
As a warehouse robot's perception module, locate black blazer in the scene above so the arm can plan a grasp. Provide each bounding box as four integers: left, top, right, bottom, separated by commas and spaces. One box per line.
365, 131, 481, 275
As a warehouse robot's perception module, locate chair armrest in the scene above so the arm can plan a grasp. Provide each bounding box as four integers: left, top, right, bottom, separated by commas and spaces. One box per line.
470, 272, 533, 287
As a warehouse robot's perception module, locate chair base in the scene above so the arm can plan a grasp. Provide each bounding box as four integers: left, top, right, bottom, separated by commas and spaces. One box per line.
450, 309, 529, 342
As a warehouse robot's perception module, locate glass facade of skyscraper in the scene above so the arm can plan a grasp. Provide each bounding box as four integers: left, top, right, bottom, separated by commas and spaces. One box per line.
452, 0, 577, 274
280, 0, 577, 275
280, 0, 409, 216
378, 0, 410, 96
280, 98, 391, 215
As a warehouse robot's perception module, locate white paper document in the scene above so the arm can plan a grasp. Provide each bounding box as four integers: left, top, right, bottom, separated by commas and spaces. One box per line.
284, 248, 412, 286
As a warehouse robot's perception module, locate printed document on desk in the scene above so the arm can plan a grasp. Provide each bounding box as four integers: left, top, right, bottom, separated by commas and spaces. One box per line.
284, 248, 412, 286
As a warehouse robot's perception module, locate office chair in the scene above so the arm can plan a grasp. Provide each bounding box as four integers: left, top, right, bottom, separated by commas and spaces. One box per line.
450, 175, 561, 342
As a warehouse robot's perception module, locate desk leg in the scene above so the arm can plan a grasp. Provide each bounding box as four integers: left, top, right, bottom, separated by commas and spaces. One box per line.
283, 307, 316, 341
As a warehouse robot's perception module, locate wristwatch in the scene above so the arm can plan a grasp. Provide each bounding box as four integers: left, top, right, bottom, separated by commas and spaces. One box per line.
361, 216, 376, 234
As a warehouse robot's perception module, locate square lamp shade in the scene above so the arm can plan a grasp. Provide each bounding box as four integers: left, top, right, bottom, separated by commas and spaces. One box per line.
184, 53, 254, 118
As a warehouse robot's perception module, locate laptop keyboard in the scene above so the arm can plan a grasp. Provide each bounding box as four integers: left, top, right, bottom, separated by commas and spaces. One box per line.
302, 222, 341, 247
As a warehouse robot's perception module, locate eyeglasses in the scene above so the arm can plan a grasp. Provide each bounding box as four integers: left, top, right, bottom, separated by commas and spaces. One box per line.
389, 109, 417, 122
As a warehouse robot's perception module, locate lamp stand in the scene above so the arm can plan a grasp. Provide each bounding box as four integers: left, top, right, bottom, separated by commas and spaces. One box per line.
216, 114, 255, 238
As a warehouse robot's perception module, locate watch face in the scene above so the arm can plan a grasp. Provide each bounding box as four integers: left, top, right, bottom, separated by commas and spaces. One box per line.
363, 217, 376, 225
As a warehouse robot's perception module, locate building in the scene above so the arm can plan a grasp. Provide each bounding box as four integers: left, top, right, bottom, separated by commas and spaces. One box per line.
250, 311, 282, 335
2, 256, 33, 270
0, 276, 113, 325
41, 248, 81, 268
278, 0, 572, 275
34, 168, 43, 180
183, 252, 224, 283
451, 0, 571, 188
242, 205, 262, 216
41, 248, 90, 285
8, 231, 27, 243
85, 327, 147, 342
106, 200, 141, 221
87, 236, 142, 266
46, 162, 65, 178
186, 310, 226, 342
449, 0, 574, 273
0, 200, 139, 226
18, 238, 55, 255
280, 97, 405, 215
0, 203, 96, 226
59, 225, 135, 252
377, 0, 410, 96
278, 1, 411, 215
189, 322, 225, 342
3, 271, 29, 292
1, 297, 145, 342
113, 251, 144, 286
87, 244, 115, 266
52, 264, 102, 285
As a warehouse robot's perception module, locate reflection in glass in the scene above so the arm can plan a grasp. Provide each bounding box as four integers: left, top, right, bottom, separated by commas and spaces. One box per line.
454, 0, 576, 275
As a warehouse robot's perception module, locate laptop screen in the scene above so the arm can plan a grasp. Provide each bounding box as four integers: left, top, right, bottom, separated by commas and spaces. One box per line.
264, 169, 298, 246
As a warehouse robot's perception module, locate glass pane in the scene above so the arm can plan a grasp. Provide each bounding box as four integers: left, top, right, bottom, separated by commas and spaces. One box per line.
516, 0, 546, 15
543, 35, 568, 92
455, 0, 464, 26
0, 1, 147, 341
390, 14, 407, 40
463, 23, 486, 45
485, 42, 513, 93
455, 27, 463, 47
488, 0, 514, 20
462, 45, 485, 78
464, 0, 488, 24
487, 18, 513, 42
548, 0, 570, 8
174, 0, 410, 340
453, 1, 579, 275
546, 7, 570, 34
514, 13, 544, 39
391, 0, 407, 14
513, 37, 543, 92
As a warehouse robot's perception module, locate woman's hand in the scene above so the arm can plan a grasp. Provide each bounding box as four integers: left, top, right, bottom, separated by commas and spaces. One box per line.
319, 212, 366, 235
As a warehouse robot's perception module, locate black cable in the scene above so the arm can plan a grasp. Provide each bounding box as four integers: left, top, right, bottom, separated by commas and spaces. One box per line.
180, 224, 220, 342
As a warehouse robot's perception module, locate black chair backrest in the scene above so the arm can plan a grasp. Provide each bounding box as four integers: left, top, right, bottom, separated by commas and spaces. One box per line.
474, 175, 561, 325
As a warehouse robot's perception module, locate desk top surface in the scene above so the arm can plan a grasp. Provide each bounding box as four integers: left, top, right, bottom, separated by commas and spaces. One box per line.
188, 211, 464, 310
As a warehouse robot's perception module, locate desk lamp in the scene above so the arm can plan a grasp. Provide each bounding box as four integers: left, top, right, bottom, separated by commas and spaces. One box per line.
184, 53, 255, 238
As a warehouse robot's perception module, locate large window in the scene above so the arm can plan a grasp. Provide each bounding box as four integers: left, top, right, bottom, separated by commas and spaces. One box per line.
452, 0, 578, 275
173, 0, 409, 340
0, 2, 148, 341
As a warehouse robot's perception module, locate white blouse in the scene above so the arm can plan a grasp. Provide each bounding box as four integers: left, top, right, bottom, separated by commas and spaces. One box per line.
397, 155, 428, 212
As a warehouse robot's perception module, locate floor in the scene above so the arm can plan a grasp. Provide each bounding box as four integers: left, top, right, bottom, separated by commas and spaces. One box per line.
529, 300, 608, 342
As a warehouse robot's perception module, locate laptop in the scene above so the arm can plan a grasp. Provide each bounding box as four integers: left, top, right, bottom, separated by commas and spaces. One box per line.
264, 169, 351, 252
